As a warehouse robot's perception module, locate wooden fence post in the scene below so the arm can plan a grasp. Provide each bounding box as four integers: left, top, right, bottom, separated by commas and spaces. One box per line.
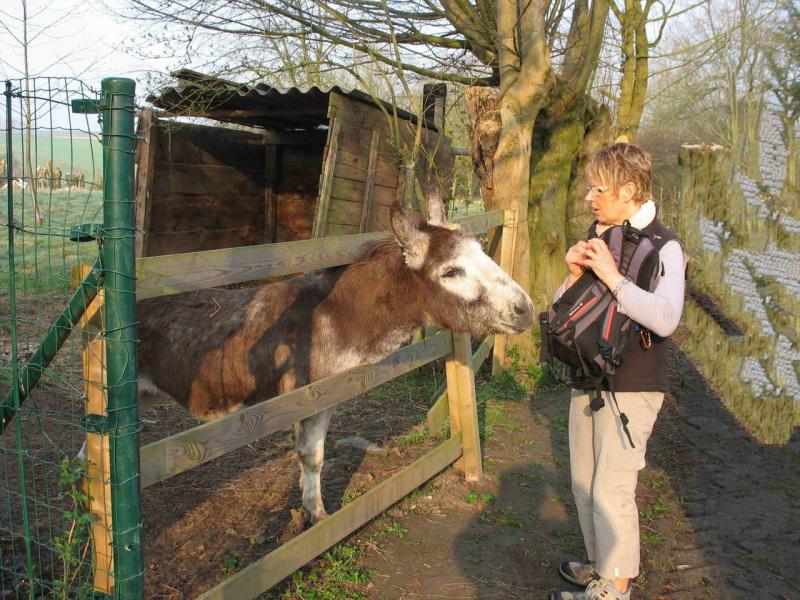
72, 264, 114, 594
445, 332, 482, 481
492, 208, 518, 374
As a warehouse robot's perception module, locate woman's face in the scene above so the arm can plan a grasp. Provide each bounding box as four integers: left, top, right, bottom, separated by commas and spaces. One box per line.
585, 177, 638, 225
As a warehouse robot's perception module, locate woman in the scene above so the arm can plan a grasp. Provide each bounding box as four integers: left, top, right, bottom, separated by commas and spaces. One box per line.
550, 143, 686, 600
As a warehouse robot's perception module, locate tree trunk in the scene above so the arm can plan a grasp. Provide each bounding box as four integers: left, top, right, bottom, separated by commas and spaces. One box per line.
527, 103, 585, 318
465, 87, 500, 210
567, 101, 612, 246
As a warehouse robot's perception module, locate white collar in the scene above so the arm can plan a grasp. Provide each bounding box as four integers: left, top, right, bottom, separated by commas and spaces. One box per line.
596, 199, 656, 234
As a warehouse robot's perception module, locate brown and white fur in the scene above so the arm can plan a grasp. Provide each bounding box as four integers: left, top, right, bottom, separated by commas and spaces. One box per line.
135, 204, 534, 522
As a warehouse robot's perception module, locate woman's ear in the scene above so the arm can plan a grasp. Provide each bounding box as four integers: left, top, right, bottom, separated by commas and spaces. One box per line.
621, 181, 637, 202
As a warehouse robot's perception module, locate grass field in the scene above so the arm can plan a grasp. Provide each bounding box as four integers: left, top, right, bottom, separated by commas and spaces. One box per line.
1, 188, 104, 296
1, 130, 103, 180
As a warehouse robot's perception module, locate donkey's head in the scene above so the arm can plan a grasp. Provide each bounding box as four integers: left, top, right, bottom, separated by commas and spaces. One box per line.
390, 204, 534, 338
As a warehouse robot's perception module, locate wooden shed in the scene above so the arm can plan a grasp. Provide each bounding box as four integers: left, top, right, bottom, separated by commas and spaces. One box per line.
134, 70, 453, 257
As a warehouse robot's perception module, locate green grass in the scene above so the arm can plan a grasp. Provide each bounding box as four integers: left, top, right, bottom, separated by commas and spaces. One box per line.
480, 508, 524, 528
0, 188, 103, 295
640, 531, 665, 546
396, 425, 430, 448
476, 372, 529, 404
283, 544, 372, 600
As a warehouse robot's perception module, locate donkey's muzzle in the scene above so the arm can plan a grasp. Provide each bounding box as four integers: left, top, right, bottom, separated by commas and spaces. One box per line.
506, 293, 535, 332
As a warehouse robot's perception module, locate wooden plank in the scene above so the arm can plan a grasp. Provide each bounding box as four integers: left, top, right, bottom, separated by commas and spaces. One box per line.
493, 209, 517, 375
136, 211, 500, 299
264, 144, 278, 243
312, 118, 340, 238
262, 129, 329, 147
140, 331, 453, 488
427, 335, 494, 434
359, 130, 381, 232
71, 265, 114, 594
369, 183, 403, 208
135, 109, 157, 257
326, 198, 364, 227
334, 148, 399, 188
325, 222, 360, 235
329, 176, 366, 204
148, 194, 262, 231
151, 162, 262, 198
445, 333, 482, 481
329, 92, 419, 148
137, 230, 385, 299
336, 125, 397, 161
196, 435, 462, 600
146, 225, 261, 256
152, 119, 264, 170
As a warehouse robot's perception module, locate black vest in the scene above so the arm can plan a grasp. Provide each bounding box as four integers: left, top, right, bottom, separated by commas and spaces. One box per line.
573, 217, 680, 393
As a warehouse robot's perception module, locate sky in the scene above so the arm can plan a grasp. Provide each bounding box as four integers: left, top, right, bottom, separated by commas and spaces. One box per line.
0, 0, 170, 86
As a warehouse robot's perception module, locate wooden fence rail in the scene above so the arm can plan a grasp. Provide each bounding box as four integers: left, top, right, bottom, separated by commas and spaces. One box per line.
137, 210, 504, 300
133, 209, 510, 599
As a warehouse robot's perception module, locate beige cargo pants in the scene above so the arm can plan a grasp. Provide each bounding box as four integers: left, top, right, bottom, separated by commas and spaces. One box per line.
568, 388, 664, 581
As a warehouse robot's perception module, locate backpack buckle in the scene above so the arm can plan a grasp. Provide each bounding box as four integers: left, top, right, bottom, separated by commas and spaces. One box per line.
622, 220, 642, 242
639, 328, 652, 350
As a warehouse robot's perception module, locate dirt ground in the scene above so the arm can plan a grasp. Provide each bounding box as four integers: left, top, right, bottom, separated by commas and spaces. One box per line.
3, 333, 799, 599
275, 343, 800, 600
326, 342, 800, 599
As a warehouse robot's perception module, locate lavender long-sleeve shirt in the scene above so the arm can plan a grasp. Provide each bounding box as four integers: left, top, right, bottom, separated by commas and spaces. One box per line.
553, 239, 686, 337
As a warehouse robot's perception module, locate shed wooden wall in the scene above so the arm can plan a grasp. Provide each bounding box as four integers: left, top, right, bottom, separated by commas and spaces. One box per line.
135, 113, 266, 256
313, 92, 453, 237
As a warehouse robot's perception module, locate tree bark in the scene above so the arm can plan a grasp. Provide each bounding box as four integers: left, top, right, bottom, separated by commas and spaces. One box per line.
567, 101, 612, 246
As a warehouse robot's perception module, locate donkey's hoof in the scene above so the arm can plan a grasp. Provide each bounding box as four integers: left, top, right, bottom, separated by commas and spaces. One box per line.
309, 508, 329, 524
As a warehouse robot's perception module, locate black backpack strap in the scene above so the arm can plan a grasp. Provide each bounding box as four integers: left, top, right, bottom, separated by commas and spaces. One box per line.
605, 375, 636, 449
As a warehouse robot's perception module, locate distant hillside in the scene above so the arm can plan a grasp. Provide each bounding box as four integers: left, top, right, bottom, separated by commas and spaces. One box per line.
0, 131, 103, 181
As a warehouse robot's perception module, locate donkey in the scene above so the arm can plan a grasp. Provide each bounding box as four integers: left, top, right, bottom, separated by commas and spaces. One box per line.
136, 204, 534, 523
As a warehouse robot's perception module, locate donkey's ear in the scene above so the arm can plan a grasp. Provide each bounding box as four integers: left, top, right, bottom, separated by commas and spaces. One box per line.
390, 203, 429, 270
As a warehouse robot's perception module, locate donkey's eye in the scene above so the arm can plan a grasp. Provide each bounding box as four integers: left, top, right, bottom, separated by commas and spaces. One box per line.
441, 266, 465, 279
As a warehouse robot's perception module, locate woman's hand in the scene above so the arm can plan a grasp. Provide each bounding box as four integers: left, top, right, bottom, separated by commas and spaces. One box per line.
583, 238, 624, 289
564, 241, 588, 288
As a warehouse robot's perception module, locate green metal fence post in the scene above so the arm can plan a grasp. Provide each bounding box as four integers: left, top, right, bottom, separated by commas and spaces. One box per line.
100, 77, 143, 600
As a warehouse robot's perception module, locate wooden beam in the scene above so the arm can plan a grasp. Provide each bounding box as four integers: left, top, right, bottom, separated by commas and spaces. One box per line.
426, 335, 494, 434
72, 265, 114, 593
359, 129, 381, 232
196, 435, 462, 600
493, 209, 518, 375
264, 143, 278, 243
135, 211, 504, 300
445, 333, 482, 481
134, 110, 157, 257
140, 331, 453, 488
312, 118, 341, 238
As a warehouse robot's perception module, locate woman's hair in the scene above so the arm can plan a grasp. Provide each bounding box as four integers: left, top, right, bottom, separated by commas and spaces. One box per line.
587, 143, 652, 204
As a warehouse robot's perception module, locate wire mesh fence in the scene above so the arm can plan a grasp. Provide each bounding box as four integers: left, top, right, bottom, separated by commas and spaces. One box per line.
1, 76, 142, 599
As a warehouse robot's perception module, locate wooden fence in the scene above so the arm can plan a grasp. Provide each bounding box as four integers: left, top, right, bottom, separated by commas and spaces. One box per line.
81, 208, 515, 599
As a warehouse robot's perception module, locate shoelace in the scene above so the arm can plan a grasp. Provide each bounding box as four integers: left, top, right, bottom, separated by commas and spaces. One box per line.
585, 579, 609, 599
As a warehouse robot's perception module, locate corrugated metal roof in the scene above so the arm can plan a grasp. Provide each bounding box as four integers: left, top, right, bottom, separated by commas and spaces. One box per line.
146, 69, 432, 131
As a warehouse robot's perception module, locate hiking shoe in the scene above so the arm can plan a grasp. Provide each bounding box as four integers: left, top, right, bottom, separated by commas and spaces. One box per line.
558, 559, 598, 587
550, 578, 631, 600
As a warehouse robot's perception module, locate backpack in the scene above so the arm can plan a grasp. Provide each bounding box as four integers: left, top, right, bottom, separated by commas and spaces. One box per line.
538, 219, 670, 448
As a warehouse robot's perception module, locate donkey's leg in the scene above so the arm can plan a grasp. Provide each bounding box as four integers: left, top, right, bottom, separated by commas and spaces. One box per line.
295, 408, 334, 523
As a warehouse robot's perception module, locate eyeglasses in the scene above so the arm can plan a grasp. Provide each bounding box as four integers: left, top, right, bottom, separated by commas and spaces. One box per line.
584, 185, 609, 198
